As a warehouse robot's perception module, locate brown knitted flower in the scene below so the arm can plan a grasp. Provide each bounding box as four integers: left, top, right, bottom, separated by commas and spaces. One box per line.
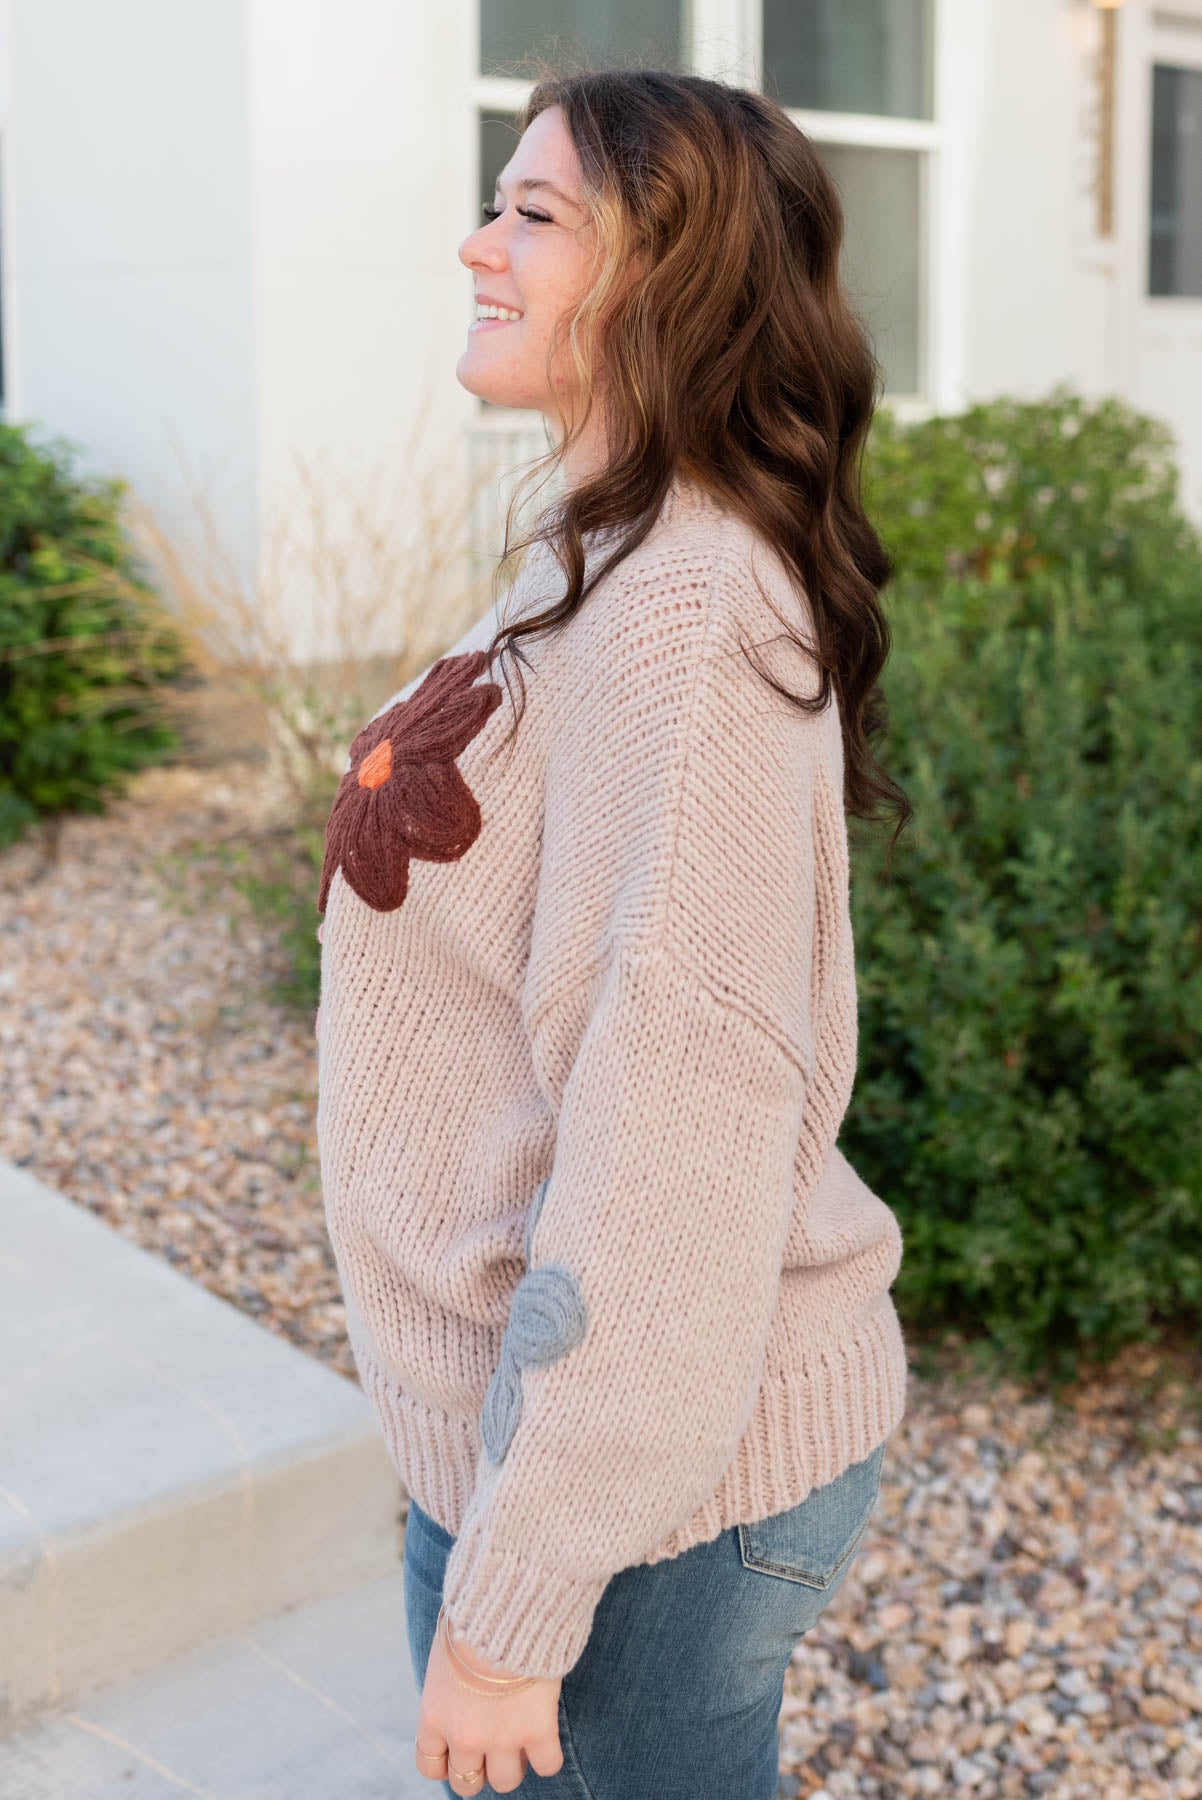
317, 649, 503, 915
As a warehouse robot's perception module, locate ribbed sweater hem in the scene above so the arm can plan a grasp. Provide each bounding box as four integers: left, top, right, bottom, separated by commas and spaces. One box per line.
355, 1286, 907, 1574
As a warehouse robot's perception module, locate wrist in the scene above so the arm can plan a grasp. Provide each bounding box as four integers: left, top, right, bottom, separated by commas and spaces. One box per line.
444, 1607, 525, 1682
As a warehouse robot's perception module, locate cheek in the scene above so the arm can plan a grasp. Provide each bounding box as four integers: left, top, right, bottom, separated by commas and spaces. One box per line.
513, 241, 590, 321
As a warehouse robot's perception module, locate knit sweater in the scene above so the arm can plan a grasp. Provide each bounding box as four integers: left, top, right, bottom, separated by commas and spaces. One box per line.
315, 473, 908, 1681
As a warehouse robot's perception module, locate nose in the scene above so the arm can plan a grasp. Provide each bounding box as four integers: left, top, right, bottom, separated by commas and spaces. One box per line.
458, 220, 506, 273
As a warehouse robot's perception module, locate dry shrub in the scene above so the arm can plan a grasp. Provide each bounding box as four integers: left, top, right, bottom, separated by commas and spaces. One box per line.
126, 397, 552, 828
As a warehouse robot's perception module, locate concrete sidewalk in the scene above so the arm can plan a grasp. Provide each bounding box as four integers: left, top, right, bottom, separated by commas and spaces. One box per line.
0, 1156, 420, 1788
0, 1567, 427, 1799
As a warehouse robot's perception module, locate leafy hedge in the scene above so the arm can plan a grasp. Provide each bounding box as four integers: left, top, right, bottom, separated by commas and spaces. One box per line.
0, 422, 186, 847
844, 386, 1202, 1381
238, 383, 1201, 1383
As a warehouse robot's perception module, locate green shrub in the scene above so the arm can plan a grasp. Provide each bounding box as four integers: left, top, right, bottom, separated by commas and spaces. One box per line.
863, 381, 1199, 599
243, 383, 1201, 1383
231, 820, 328, 1014
0, 421, 187, 846
844, 387, 1202, 1382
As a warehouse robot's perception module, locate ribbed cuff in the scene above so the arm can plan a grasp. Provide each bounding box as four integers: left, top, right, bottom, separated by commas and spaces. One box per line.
440, 1519, 611, 1681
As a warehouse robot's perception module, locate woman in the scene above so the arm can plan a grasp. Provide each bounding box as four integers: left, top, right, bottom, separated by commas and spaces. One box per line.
315, 67, 911, 1800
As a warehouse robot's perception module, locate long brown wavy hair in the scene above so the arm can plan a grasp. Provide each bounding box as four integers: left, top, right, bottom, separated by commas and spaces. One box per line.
480, 66, 911, 853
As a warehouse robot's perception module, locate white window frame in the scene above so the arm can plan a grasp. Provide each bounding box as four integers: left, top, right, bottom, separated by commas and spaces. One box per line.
1105, 0, 1202, 400
468, 0, 948, 485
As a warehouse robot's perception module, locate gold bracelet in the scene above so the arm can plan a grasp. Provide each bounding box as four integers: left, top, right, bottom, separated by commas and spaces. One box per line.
441, 1604, 531, 1686
439, 1604, 536, 1695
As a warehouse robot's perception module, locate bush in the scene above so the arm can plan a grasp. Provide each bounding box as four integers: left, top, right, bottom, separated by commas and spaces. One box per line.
244, 383, 1200, 1384
844, 386, 1202, 1383
229, 820, 327, 1015
0, 421, 187, 846
862, 381, 1199, 597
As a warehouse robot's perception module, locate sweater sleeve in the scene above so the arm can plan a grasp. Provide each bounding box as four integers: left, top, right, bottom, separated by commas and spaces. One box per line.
440, 529, 830, 1679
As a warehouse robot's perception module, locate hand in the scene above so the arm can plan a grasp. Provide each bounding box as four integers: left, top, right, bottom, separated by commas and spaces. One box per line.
414, 1610, 566, 1794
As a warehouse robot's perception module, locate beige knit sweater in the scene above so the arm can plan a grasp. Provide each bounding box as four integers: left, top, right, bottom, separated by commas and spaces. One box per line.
315, 474, 907, 1680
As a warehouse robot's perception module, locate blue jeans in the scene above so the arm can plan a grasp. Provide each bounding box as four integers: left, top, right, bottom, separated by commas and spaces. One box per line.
402, 1436, 888, 1799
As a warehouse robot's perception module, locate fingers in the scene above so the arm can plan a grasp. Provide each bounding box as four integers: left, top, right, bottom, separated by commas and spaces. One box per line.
445, 1740, 488, 1794
442, 1739, 536, 1794
523, 1730, 567, 1780
440, 1733, 557, 1792
463, 1745, 524, 1793
413, 1729, 448, 1783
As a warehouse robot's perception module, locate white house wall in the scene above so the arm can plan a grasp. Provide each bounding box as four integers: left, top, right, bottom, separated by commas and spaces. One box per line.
1119, 4, 1202, 521
2, 0, 260, 600
245, 0, 484, 666
956, 0, 1113, 405
0, 0, 1197, 672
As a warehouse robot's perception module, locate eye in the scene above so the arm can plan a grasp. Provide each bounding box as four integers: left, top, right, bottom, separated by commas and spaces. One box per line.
482, 203, 552, 224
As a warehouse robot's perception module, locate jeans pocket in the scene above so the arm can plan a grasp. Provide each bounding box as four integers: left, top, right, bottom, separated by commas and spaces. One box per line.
737, 1439, 887, 1591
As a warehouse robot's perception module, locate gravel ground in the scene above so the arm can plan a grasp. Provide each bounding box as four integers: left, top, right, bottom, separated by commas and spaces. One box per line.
2, 761, 1199, 1800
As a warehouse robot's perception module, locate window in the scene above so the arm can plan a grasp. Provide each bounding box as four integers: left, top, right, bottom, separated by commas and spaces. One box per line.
763, 0, 934, 400
1149, 62, 1202, 298
762, 0, 933, 120
481, 0, 684, 75
819, 143, 922, 397
479, 109, 522, 226
471, 0, 937, 407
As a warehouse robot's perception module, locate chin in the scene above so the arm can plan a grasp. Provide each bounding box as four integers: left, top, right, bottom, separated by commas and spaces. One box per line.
455, 353, 540, 413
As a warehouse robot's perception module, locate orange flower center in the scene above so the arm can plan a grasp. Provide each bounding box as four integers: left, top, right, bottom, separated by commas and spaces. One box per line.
358, 738, 392, 790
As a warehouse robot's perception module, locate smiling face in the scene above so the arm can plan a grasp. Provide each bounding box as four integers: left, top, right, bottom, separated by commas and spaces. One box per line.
456, 106, 602, 431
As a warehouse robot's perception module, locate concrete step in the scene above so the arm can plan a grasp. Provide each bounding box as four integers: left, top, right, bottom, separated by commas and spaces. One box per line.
0, 1160, 403, 1729
0, 1568, 427, 1799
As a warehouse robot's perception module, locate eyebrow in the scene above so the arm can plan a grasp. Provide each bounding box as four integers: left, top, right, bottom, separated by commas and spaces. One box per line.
494, 173, 579, 210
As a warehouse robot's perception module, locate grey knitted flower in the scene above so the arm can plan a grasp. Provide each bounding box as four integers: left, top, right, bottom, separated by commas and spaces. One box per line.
481, 1177, 588, 1463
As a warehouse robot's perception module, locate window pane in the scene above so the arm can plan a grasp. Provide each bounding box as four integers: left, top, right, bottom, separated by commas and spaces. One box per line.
1149, 63, 1202, 298
475, 113, 524, 412
818, 143, 921, 396
480, 110, 523, 224
481, 0, 683, 77
763, 0, 933, 120
476, 127, 923, 400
